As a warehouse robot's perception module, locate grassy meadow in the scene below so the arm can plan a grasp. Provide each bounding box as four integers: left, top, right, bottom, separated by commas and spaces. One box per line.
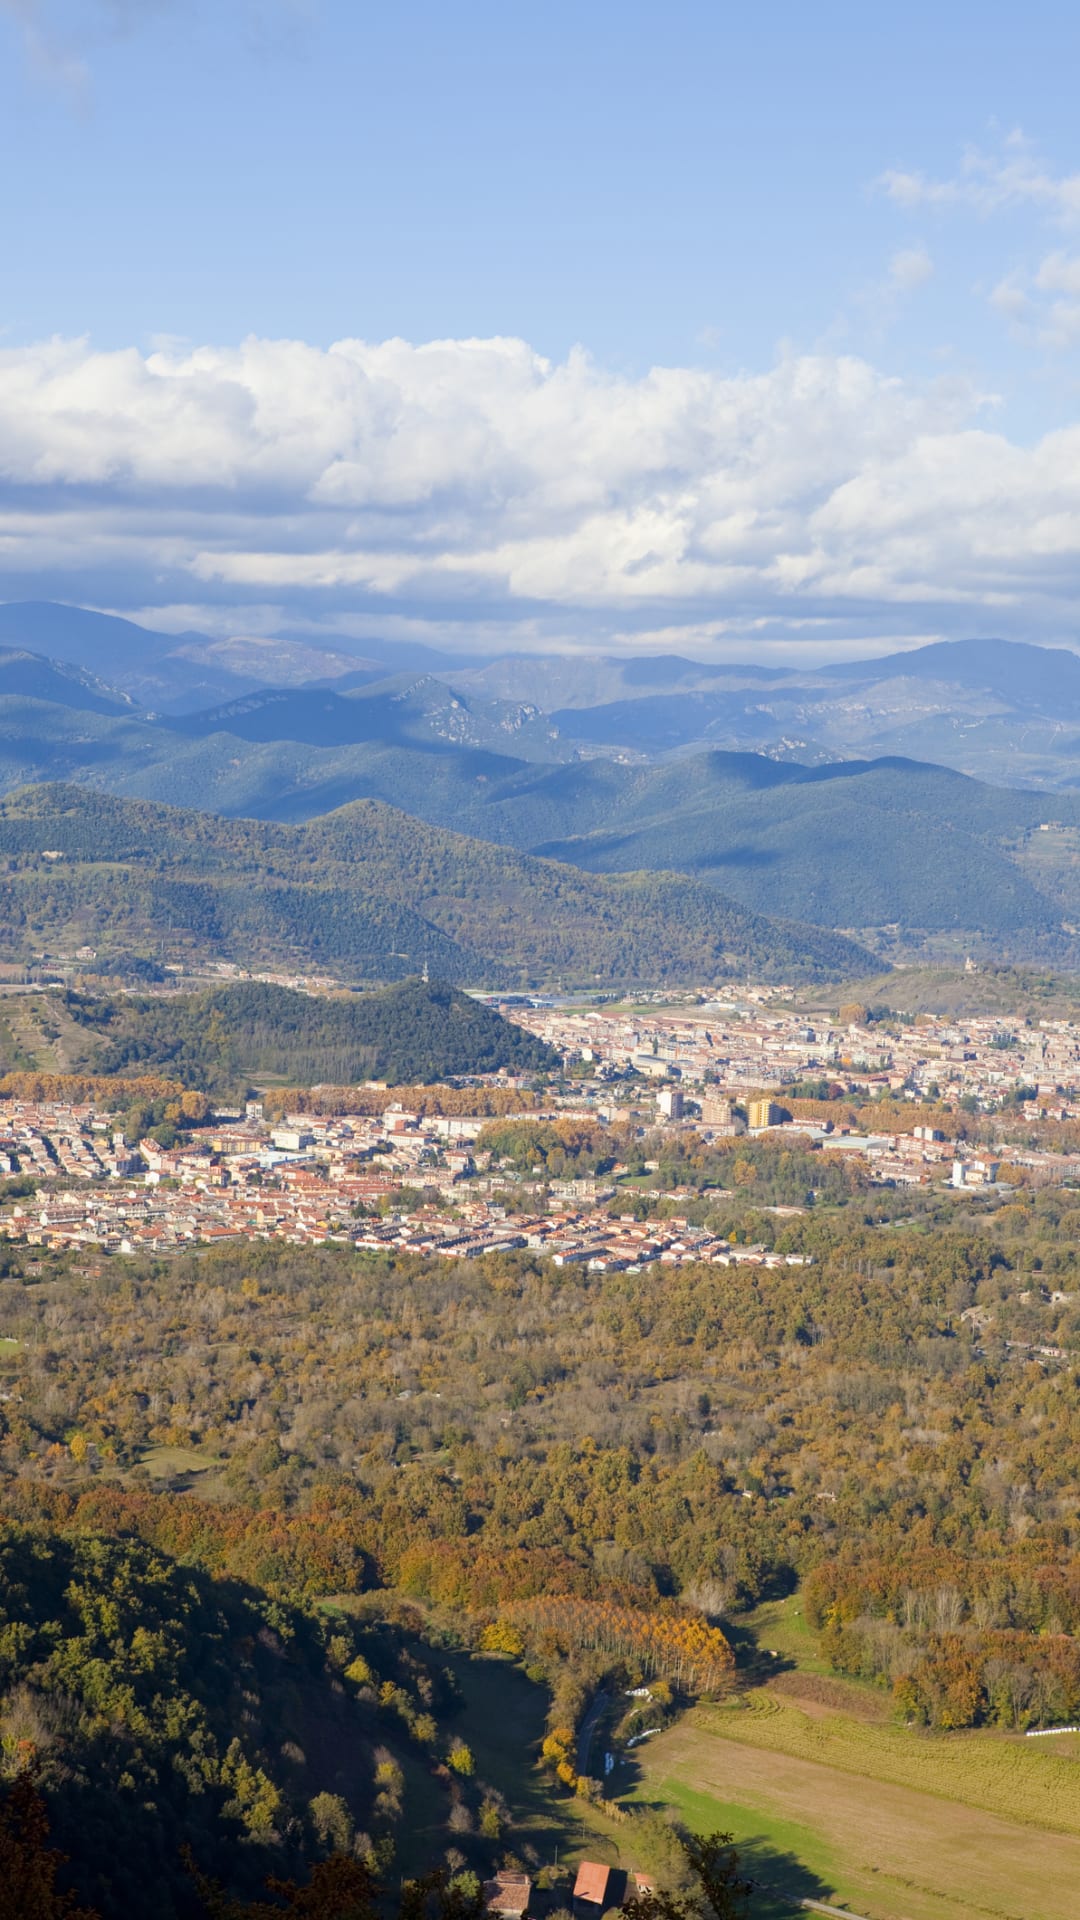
619, 1592, 1080, 1920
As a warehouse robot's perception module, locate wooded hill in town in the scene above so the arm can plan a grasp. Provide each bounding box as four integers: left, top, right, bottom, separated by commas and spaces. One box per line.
57, 977, 559, 1092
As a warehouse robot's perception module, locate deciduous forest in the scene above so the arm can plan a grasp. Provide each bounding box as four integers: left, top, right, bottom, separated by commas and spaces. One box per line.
1, 1142, 1079, 1909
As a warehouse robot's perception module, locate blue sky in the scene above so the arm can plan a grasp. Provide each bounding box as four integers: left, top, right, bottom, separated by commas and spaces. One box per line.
3, 0, 1080, 660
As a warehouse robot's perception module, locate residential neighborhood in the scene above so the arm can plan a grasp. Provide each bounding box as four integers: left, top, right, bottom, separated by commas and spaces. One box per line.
2, 986, 1080, 1258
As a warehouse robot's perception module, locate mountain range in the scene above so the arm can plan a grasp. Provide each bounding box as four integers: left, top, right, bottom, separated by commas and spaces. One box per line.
0, 602, 459, 714
3, 600, 1080, 975
0, 684, 1072, 964
481, 638, 1080, 789
8, 602, 1080, 787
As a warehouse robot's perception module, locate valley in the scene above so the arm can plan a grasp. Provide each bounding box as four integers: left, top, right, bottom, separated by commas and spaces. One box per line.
3, 607, 1080, 1916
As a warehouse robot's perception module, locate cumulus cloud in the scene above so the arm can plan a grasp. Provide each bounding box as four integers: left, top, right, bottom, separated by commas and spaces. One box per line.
2, 329, 1080, 654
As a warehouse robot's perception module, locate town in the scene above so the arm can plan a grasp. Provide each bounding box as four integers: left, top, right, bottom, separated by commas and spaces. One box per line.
4, 983, 1080, 1258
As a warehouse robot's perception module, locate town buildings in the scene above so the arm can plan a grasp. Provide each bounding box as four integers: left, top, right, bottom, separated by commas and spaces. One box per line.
3, 988, 1080, 1258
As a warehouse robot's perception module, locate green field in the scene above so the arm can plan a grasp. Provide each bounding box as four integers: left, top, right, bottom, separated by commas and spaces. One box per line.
322, 1630, 644, 1890
620, 1593, 1080, 1920
135, 1443, 223, 1483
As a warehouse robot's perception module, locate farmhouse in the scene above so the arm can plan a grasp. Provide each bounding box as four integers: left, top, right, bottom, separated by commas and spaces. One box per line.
573, 1863, 612, 1912
485, 1872, 531, 1919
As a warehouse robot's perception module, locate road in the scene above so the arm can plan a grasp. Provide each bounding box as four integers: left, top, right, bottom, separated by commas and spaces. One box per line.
797, 1904, 872, 1920
796, 1904, 872, 1920
576, 1689, 611, 1777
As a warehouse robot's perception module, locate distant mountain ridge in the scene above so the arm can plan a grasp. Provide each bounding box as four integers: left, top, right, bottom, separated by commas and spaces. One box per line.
0, 646, 138, 716
6, 604, 1080, 967
160, 675, 564, 757
0, 602, 464, 713
453, 636, 1080, 792
0, 680, 1078, 962
9, 598, 1080, 785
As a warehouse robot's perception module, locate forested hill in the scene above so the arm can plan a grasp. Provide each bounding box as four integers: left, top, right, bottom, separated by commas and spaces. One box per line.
0, 700, 1077, 959
0, 784, 877, 986
0, 1516, 484, 1919
64, 977, 559, 1090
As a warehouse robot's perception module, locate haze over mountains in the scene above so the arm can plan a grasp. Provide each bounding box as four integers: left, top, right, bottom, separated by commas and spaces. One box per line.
4, 600, 1080, 978
0, 602, 459, 715
5, 600, 1080, 783
456, 637, 1080, 789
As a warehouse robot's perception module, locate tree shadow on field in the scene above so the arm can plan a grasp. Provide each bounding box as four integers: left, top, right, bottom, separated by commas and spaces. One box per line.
616, 1758, 834, 1916
717, 1617, 796, 1689
736, 1835, 835, 1916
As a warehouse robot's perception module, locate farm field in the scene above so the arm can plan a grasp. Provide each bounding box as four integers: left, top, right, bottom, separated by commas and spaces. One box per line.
634, 1730, 1080, 1920
622, 1594, 1080, 1920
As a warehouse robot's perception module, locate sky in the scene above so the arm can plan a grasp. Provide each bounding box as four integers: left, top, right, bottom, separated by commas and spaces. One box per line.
4, 0, 1080, 661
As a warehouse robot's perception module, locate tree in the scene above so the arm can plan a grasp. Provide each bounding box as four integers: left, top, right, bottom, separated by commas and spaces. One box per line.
633, 1832, 751, 1920
398, 1870, 486, 1920
309, 1794, 354, 1856
190, 1854, 379, 1920
0, 1767, 100, 1920
446, 1740, 474, 1777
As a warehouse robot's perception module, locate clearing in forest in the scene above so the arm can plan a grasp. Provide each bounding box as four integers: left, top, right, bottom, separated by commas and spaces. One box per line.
630, 1696, 1080, 1920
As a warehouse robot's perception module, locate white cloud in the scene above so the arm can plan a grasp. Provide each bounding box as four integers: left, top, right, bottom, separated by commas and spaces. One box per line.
3, 329, 1080, 653
1035, 252, 1080, 295
985, 250, 1080, 347
888, 247, 934, 291
989, 275, 1032, 324
876, 134, 1080, 359
877, 132, 1080, 225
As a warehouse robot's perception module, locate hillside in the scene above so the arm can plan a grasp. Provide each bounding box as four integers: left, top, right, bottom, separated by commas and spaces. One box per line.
8, 621, 1080, 963
2, 706, 1080, 961
532, 756, 1070, 945
0, 648, 138, 716
10, 611, 1080, 787
0, 784, 874, 986
0, 1514, 503, 1919
63, 977, 560, 1090
162, 673, 564, 758
6, 1183, 1080, 1911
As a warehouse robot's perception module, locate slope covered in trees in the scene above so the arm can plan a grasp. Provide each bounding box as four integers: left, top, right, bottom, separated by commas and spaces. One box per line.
3, 1155, 1079, 1718
0, 1518, 493, 1918
0, 697, 1077, 958
0, 785, 876, 986
62, 978, 559, 1091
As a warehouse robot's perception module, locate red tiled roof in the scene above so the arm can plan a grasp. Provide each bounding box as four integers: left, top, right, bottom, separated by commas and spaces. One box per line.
573, 1864, 611, 1906
485, 1872, 531, 1917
